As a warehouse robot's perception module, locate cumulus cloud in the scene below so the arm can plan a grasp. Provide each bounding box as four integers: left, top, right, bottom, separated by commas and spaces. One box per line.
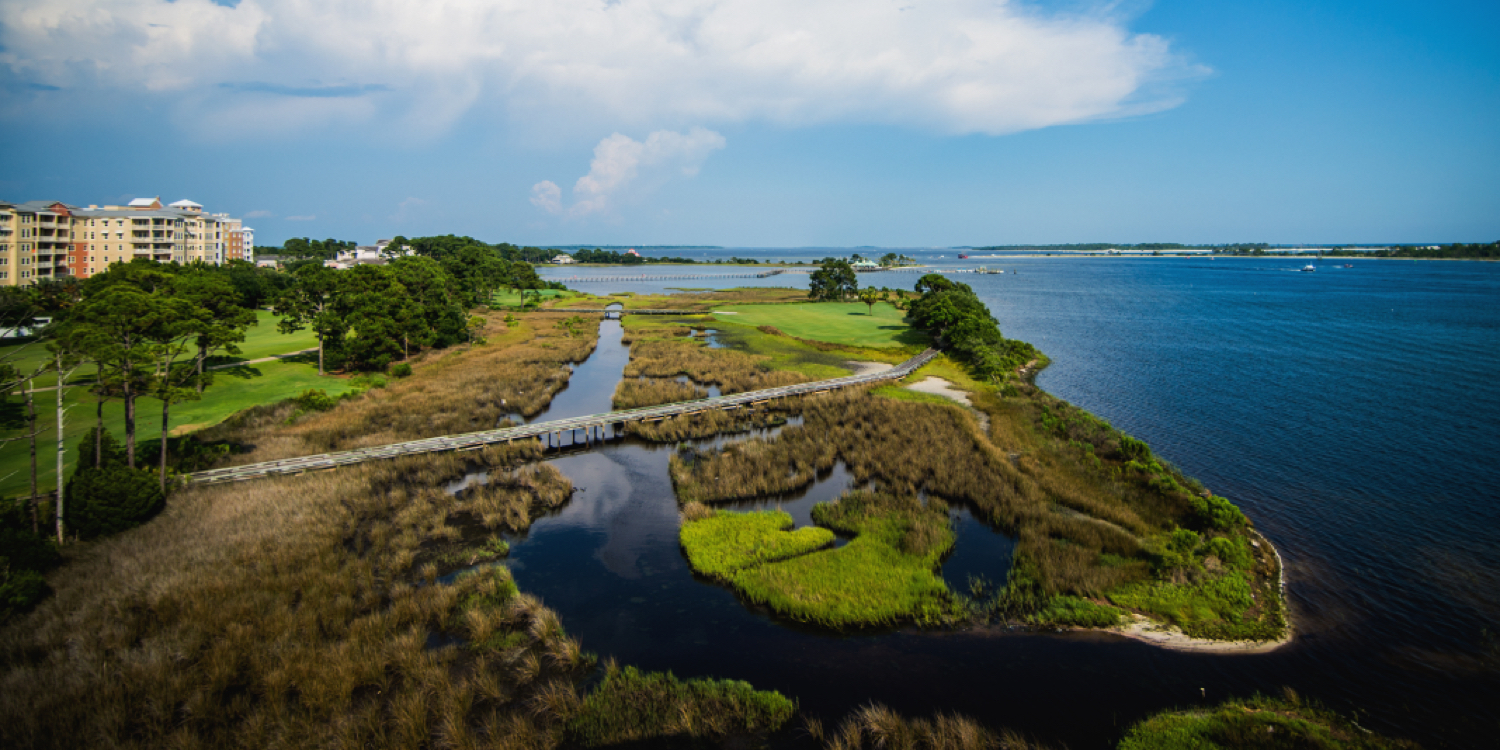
390, 196, 427, 222
535, 128, 726, 218
530, 181, 563, 215
0, 0, 1201, 138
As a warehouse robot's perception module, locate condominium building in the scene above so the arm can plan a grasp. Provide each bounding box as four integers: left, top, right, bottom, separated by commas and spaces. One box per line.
0, 196, 255, 286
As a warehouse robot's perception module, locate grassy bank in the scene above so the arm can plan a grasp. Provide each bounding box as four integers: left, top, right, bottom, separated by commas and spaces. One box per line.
1118, 693, 1419, 749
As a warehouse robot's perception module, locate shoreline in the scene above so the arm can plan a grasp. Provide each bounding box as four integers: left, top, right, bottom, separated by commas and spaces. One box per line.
858, 366, 1295, 652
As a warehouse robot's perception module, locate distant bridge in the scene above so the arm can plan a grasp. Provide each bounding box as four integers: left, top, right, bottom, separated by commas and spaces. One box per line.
557, 269, 787, 283
186, 348, 940, 486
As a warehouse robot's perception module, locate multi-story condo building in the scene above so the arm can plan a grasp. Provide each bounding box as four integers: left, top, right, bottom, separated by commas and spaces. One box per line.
0, 196, 255, 286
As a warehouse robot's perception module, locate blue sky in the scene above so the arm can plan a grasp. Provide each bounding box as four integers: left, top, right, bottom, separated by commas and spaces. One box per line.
2, 0, 1496, 247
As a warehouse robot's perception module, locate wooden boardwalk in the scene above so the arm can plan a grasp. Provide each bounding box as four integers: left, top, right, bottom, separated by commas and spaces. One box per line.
546, 308, 705, 316
186, 348, 940, 486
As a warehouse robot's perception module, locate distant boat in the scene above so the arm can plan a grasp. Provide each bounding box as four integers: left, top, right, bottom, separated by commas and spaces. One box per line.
958, 253, 969, 259
1344, 263, 1353, 268
1301, 264, 1316, 272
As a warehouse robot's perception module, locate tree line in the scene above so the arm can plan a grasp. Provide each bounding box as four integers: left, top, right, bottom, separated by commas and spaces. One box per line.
905, 274, 1040, 382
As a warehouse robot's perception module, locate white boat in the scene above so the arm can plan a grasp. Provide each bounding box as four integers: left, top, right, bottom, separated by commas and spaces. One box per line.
1301, 264, 1316, 272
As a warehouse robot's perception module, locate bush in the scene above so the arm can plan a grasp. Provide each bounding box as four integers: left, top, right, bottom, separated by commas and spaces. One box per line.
1191, 494, 1247, 531
0, 567, 49, 621
390, 362, 413, 378
0, 527, 61, 572
66, 465, 165, 538
295, 389, 338, 412
1206, 535, 1252, 570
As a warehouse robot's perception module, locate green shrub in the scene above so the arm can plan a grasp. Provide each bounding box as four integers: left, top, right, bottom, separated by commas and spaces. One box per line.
390, 362, 413, 378
1191, 494, 1247, 531
1206, 535, 1252, 570
295, 389, 338, 412
66, 465, 165, 538
0, 567, 49, 621
0, 528, 61, 572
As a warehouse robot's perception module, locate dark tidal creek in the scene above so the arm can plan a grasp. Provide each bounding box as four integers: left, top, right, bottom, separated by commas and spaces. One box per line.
512, 261, 1500, 748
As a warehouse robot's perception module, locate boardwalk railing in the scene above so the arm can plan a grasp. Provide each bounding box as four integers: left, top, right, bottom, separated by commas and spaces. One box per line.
187, 348, 940, 486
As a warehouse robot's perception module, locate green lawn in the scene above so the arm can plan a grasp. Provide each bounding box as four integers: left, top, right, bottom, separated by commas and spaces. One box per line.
1, 311, 320, 388
490, 289, 570, 308
0, 357, 355, 498
710, 302, 928, 349
204, 310, 320, 365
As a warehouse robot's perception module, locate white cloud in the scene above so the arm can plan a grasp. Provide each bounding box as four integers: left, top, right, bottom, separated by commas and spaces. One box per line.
243, 209, 273, 218
390, 196, 427, 222
0, 0, 1202, 139
530, 181, 563, 215
535, 128, 725, 218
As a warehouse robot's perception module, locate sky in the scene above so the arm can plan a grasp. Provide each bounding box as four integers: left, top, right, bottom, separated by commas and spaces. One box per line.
1, 0, 1497, 248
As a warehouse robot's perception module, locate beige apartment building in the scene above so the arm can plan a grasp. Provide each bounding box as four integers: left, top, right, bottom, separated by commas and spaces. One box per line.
0, 196, 255, 286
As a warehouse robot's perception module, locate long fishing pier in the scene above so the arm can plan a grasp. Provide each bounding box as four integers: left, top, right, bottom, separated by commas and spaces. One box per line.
557, 269, 787, 283
186, 348, 940, 486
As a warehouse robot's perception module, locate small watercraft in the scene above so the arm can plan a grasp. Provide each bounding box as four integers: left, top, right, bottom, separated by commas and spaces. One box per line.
1301, 264, 1316, 272
1344, 264, 1353, 268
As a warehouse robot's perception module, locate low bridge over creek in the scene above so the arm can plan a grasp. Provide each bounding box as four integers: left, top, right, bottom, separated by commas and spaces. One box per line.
186, 348, 939, 486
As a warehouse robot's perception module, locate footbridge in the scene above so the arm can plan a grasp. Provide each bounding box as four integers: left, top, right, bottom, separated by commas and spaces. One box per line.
186, 348, 940, 486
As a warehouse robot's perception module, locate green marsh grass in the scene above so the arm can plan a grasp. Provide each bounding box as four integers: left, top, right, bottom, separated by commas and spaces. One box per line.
679, 508, 834, 577
1118, 692, 1420, 750
680, 491, 961, 628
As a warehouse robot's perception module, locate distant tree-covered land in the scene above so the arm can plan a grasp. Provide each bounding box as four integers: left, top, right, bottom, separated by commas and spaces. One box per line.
1321, 242, 1499, 260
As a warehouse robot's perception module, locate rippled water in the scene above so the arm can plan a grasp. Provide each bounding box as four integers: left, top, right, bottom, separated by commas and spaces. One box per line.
522, 256, 1499, 747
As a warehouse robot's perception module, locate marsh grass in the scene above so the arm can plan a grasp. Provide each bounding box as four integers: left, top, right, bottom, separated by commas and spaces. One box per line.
1031, 595, 1123, 628
567, 662, 795, 747
1118, 692, 1420, 750
678, 491, 960, 628
613, 378, 709, 409
669, 382, 1284, 638
679, 509, 835, 577
820, 703, 1055, 750
0, 310, 798, 750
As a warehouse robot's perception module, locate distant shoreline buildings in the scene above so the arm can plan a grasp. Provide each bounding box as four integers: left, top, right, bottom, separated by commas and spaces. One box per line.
0, 196, 254, 286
